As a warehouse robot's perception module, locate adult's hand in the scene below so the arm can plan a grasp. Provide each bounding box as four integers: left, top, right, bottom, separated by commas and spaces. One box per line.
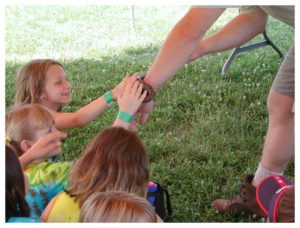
130, 100, 154, 131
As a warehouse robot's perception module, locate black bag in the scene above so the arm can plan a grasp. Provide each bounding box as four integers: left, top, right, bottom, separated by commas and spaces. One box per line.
147, 181, 172, 221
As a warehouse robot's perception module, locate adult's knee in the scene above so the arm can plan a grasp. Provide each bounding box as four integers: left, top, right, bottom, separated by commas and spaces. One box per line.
267, 90, 294, 121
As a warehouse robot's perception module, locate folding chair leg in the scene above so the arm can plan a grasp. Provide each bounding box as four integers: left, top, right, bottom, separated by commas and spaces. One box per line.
221, 47, 239, 76
221, 31, 283, 76
263, 31, 283, 58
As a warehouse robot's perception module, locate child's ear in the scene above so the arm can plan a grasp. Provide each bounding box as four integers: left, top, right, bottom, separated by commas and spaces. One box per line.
20, 140, 33, 152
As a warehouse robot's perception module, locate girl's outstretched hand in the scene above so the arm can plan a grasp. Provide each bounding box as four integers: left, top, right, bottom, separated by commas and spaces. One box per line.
116, 73, 147, 115
111, 74, 131, 100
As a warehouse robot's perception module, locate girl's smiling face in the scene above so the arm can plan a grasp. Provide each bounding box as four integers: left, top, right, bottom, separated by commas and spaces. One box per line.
40, 64, 72, 111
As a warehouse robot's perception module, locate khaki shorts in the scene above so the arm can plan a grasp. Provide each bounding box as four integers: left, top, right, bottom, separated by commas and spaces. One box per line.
271, 45, 294, 98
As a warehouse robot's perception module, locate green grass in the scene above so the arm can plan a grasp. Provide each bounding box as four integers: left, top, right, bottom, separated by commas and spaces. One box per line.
5, 6, 294, 222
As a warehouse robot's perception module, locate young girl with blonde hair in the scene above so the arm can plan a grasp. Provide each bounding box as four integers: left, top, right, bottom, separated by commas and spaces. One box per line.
79, 191, 157, 222
14, 59, 130, 130
41, 126, 157, 222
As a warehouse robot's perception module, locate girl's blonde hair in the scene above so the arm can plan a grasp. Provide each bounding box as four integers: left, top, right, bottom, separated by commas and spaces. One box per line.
67, 127, 149, 205
79, 191, 157, 223
6, 103, 54, 156
14, 59, 64, 107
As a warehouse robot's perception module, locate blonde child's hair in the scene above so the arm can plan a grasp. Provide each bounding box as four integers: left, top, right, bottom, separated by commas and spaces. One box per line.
6, 103, 54, 156
14, 59, 64, 107
67, 127, 149, 205
79, 191, 157, 222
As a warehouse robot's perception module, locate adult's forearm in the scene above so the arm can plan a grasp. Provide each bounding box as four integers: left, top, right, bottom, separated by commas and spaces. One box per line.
198, 10, 268, 56
144, 8, 225, 90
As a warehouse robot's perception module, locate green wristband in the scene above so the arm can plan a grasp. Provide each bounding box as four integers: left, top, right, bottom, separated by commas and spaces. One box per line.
104, 91, 113, 104
117, 111, 132, 123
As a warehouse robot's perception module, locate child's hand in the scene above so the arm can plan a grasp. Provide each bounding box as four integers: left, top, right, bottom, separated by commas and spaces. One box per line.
129, 100, 154, 131
26, 132, 67, 162
116, 73, 147, 116
111, 74, 131, 100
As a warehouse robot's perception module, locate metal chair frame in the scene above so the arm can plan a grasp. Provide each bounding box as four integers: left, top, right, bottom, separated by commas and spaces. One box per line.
221, 31, 283, 76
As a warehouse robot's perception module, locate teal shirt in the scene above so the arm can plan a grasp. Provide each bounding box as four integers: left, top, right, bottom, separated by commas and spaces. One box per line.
7, 217, 40, 223
26, 182, 64, 218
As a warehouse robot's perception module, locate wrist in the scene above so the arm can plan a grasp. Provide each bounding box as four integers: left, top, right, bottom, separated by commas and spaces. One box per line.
143, 73, 159, 91
19, 152, 34, 169
117, 111, 133, 123
113, 119, 130, 129
137, 74, 156, 103
104, 91, 114, 104
111, 88, 117, 100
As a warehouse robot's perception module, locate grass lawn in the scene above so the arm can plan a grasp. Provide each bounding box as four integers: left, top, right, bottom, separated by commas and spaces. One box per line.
5, 6, 294, 222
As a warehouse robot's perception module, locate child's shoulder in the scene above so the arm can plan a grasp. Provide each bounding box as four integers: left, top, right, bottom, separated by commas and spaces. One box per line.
25, 161, 72, 187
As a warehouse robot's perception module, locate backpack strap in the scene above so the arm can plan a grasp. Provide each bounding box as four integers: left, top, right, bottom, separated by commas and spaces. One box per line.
147, 181, 173, 221
161, 186, 172, 220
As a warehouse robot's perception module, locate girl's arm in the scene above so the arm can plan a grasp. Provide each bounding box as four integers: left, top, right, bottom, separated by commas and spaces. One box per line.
40, 194, 59, 222
53, 75, 130, 130
53, 95, 109, 130
113, 73, 147, 129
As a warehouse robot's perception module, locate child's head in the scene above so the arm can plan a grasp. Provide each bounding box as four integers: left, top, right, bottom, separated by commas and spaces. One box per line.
14, 59, 71, 111
6, 144, 30, 221
79, 191, 157, 222
68, 127, 149, 205
6, 103, 58, 157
